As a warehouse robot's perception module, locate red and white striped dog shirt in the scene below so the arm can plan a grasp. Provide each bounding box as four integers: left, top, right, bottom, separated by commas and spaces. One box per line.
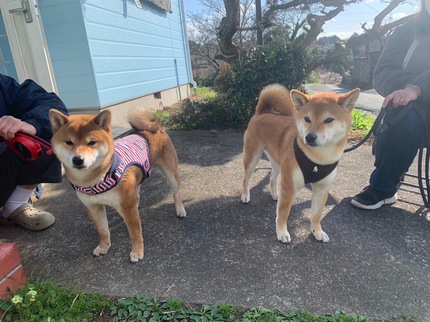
71, 134, 151, 195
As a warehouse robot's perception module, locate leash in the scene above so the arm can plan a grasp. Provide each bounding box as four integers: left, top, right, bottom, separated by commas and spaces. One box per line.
344, 101, 423, 153
5, 132, 54, 161
344, 106, 387, 153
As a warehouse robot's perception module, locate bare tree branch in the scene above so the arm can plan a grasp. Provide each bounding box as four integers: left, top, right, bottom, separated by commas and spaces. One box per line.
346, 0, 415, 48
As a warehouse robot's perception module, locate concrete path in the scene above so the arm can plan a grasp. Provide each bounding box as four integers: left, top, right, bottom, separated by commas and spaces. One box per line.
1, 86, 429, 320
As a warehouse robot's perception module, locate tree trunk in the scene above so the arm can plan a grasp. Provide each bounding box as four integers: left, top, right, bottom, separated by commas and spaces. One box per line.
216, 0, 240, 62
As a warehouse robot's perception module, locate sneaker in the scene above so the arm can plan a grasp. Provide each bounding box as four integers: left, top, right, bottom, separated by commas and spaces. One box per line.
351, 186, 397, 210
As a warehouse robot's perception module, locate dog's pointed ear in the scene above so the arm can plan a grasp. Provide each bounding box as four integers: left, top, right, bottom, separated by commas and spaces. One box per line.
49, 109, 70, 133
93, 110, 112, 132
290, 90, 310, 111
338, 88, 360, 112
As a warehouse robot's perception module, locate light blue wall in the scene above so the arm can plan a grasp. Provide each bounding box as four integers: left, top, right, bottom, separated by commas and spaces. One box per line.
40, 0, 99, 109
0, 10, 18, 79
40, 0, 192, 110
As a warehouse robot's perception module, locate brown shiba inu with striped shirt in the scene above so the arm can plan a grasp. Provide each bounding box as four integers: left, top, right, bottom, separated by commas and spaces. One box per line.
49, 108, 186, 263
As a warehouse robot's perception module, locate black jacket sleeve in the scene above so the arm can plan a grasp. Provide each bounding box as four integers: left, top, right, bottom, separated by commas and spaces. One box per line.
0, 75, 68, 141
372, 14, 430, 102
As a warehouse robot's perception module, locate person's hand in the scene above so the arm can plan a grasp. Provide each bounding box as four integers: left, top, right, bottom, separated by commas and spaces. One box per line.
382, 86, 420, 108
0, 115, 37, 140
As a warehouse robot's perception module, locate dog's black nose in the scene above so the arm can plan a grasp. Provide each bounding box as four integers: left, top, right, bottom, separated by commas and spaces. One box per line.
305, 133, 317, 144
72, 156, 84, 167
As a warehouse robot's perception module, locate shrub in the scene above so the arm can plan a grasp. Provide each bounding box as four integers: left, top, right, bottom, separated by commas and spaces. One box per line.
172, 43, 308, 130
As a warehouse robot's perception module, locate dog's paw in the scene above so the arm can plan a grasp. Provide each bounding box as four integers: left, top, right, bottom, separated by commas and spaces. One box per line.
241, 193, 250, 203
313, 230, 329, 243
130, 251, 144, 263
270, 191, 278, 201
93, 243, 111, 257
277, 230, 291, 243
176, 206, 187, 218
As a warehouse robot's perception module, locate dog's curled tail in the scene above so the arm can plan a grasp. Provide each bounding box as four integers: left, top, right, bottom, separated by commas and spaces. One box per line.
128, 108, 164, 134
255, 84, 295, 116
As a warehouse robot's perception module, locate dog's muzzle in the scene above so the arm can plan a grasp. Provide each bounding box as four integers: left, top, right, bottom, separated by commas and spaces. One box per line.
72, 156, 86, 169
305, 133, 318, 146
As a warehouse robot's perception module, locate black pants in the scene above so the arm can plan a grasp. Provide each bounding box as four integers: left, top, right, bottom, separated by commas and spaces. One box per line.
0, 143, 63, 206
370, 102, 429, 192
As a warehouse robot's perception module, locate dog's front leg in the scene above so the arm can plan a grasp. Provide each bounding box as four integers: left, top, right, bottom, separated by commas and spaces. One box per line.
276, 180, 295, 243
119, 204, 144, 263
310, 181, 330, 243
86, 204, 112, 256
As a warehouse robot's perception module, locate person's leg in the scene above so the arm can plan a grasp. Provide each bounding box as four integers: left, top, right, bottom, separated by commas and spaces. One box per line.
371, 106, 424, 191
0, 144, 23, 207
352, 104, 426, 210
0, 145, 61, 230
1, 185, 37, 217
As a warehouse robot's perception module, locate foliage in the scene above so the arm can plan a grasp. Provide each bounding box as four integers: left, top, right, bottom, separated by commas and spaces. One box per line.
168, 95, 249, 130
351, 109, 375, 132
110, 295, 379, 322
0, 281, 109, 322
195, 73, 217, 87
195, 86, 217, 100
0, 279, 422, 321
231, 43, 307, 97
171, 43, 308, 130
110, 295, 238, 321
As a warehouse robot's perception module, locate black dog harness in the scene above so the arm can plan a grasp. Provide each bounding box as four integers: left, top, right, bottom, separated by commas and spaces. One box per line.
293, 138, 338, 184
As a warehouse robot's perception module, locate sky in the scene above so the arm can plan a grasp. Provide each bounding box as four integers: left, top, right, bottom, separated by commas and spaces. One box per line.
183, 0, 420, 40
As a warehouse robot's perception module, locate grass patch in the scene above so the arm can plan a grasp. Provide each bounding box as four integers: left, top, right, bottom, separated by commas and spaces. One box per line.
193, 87, 217, 100
349, 109, 376, 145
0, 280, 423, 321
0, 280, 110, 322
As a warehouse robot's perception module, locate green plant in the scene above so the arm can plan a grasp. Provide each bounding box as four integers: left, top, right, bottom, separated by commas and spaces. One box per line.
351, 109, 375, 132
0, 279, 422, 322
196, 87, 217, 100
0, 281, 109, 322
170, 43, 308, 131
155, 110, 171, 124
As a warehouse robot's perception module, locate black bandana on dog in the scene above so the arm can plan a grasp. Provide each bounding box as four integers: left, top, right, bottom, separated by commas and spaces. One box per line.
293, 138, 338, 184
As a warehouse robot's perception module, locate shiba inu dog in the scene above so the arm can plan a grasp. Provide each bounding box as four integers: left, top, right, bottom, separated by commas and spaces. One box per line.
49, 108, 186, 262
241, 84, 360, 243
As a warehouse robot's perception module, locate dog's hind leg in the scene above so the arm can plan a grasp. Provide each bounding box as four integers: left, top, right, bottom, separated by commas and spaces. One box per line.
265, 152, 280, 201
309, 181, 330, 243
157, 163, 187, 218
86, 204, 112, 257
119, 203, 144, 262
241, 141, 264, 203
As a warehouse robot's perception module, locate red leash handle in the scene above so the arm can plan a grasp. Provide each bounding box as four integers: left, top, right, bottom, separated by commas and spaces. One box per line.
5, 132, 54, 161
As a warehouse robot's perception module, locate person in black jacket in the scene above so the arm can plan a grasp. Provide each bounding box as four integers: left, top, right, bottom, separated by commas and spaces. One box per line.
351, 0, 430, 209
0, 74, 68, 229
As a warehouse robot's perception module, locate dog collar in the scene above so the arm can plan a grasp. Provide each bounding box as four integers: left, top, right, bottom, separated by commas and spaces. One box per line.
70, 135, 151, 195
293, 137, 338, 184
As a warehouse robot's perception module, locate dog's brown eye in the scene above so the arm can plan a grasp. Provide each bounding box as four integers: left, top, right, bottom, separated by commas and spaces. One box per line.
65, 140, 73, 146
324, 118, 334, 124
304, 116, 311, 123
88, 141, 97, 146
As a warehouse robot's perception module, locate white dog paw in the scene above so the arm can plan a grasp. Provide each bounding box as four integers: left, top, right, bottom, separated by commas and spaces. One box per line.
241, 194, 250, 203
130, 251, 144, 263
93, 243, 111, 257
277, 230, 291, 243
176, 207, 187, 218
270, 191, 278, 201
313, 230, 329, 243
